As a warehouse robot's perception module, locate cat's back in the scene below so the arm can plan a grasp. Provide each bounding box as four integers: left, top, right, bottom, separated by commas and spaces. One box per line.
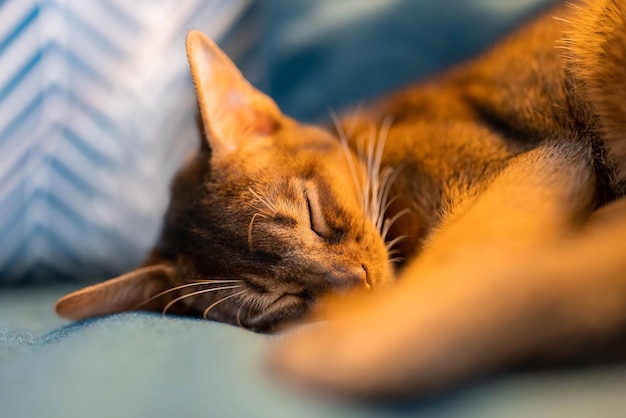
363, 0, 625, 163
339, 0, 625, 255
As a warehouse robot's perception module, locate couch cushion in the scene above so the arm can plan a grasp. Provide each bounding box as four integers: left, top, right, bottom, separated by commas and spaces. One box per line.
0, 0, 251, 284
1, 287, 626, 418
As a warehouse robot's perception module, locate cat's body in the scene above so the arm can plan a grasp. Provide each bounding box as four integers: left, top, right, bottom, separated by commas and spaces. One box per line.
57, 0, 626, 395
346, 0, 623, 257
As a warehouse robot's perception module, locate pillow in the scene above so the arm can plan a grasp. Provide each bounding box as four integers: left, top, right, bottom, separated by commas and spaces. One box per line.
0, 0, 252, 284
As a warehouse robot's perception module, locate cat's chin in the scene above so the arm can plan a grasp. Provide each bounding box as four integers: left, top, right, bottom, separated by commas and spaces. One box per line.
244, 293, 310, 333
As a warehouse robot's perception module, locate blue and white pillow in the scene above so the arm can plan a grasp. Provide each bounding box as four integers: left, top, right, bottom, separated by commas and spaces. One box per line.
0, 0, 251, 284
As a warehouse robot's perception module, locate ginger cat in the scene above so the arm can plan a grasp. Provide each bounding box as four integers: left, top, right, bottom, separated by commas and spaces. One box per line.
57, 0, 626, 397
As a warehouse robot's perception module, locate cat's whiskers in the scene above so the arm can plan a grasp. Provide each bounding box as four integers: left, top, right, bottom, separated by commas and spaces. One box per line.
551, 15, 572, 24
236, 303, 245, 328
331, 109, 409, 264
370, 117, 394, 225
361, 117, 411, 258
330, 110, 366, 210
363, 124, 376, 218
249, 188, 279, 215
203, 290, 248, 320
247, 203, 274, 217
381, 209, 411, 243
248, 212, 270, 251
133, 279, 242, 310
162, 285, 243, 316
564, 1, 582, 11
386, 234, 408, 253
375, 168, 398, 232
236, 290, 257, 325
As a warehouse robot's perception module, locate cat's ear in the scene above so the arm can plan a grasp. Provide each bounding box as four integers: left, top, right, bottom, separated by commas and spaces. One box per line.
55, 264, 175, 320
186, 30, 282, 155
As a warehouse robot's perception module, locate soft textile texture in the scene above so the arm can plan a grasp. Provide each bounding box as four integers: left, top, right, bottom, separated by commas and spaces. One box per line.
2, 286, 626, 418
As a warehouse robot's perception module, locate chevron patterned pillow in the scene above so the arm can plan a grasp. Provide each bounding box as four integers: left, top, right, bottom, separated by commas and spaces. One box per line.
0, 0, 251, 284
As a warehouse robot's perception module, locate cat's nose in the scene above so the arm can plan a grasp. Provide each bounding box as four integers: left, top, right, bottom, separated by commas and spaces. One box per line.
326, 266, 370, 291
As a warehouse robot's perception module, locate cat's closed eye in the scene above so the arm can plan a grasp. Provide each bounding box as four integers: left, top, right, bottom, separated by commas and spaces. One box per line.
304, 181, 333, 241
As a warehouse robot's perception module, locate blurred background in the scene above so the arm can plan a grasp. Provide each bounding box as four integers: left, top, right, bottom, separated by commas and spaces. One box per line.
0, 0, 555, 285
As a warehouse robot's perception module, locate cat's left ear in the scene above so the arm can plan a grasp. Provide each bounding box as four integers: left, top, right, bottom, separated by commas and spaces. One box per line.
186, 30, 283, 156
54, 264, 175, 320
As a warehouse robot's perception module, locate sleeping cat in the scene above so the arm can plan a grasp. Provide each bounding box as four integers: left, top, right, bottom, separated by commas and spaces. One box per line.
57, 0, 626, 395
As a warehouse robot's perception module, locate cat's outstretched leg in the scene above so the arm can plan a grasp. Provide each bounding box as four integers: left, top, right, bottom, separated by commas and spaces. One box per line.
268, 142, 626, 398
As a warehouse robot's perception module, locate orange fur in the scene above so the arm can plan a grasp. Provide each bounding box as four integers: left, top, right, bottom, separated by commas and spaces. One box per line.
564, 0, 626, 183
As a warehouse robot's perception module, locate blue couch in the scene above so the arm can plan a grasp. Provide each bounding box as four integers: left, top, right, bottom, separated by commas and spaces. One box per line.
4, 1, 626, 416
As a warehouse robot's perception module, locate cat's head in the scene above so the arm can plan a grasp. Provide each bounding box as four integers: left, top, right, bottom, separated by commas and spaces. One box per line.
55, 31, 393, 332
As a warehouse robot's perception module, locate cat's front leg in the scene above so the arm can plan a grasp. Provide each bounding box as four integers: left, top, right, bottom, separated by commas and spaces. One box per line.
267, 143, 626, 398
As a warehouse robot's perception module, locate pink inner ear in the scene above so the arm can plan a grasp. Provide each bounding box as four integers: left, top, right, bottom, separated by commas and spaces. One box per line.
239, 107, 280, 137
207, 95, 280, 150
224, 91, 278, 135
253, 110, 280, 136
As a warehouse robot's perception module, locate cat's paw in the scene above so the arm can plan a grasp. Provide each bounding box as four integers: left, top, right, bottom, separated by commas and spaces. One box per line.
267, 290, 408, 398
266, 282, 486, 399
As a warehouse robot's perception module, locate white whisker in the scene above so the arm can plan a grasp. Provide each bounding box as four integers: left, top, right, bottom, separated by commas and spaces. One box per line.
381, 208, 411, 242
370, 117, 393, 227
366, 124, 379, 218
249, 188, 278, 215
375, 168, 395, 231
246, 203, 274, 218
330, 109, 365, 209
374, 117, 393, 172
380, 166, 402, 212
356, 133, 368, 213
162, 285, 243, 315
133, 280, 242, 309
331, 110, 410, 256
248, 212, 269, 251
383, 190, 401, 213
203, 290, 248, 320
236, 303, 245, 328
386, 235, 408, 251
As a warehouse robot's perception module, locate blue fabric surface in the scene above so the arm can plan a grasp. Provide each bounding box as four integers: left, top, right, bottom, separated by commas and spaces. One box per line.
2, 287, 626, 418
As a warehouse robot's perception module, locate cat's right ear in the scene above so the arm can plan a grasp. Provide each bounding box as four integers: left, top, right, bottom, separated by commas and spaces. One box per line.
54, 264, 175, 320
186, 30, 283, 156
